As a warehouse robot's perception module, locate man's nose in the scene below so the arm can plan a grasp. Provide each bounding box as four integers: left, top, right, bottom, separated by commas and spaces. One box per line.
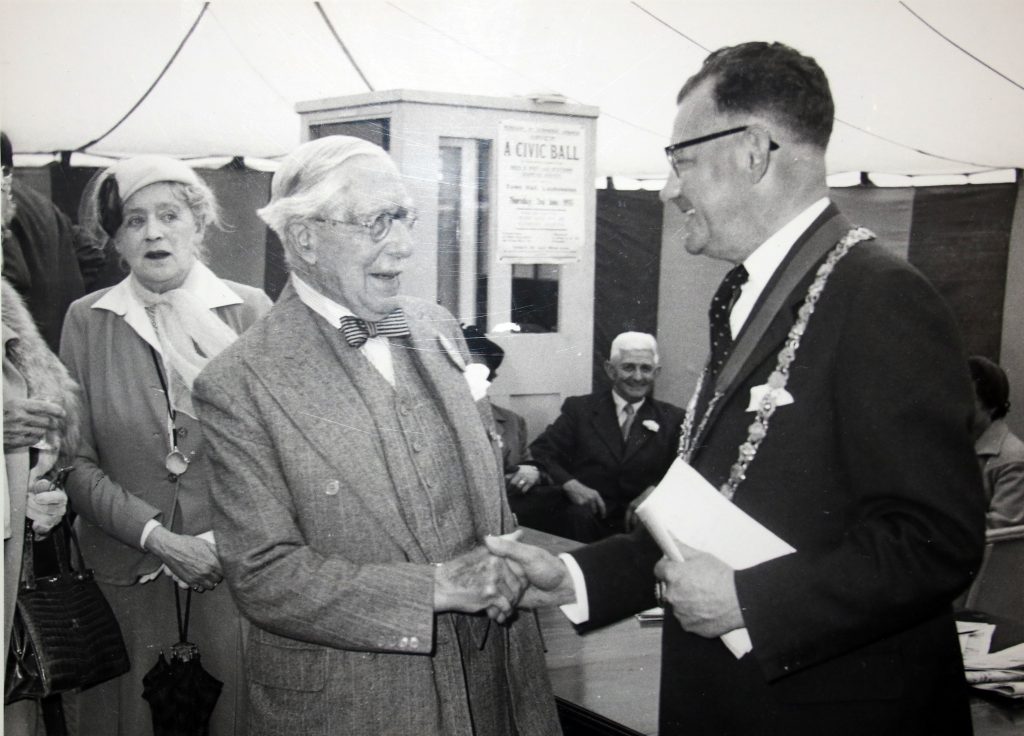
660, 171, 683, 205
385, 219, 414, 259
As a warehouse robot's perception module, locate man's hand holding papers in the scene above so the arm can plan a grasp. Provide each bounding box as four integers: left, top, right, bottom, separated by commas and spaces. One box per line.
635, 458, 796, 657
654, 542, 744, 638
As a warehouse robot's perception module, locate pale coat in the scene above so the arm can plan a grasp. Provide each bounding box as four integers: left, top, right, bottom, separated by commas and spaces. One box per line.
58, 265, 271, 736
193, 285, 560, 736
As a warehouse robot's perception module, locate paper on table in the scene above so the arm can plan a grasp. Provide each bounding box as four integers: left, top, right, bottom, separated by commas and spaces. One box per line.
635, 457, 795, 658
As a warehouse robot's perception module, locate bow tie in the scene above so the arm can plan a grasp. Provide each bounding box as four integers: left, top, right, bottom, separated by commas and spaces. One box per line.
339, 309, 411, 347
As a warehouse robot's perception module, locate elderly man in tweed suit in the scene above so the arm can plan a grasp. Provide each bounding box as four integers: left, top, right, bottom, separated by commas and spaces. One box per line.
193, 136, 560, 736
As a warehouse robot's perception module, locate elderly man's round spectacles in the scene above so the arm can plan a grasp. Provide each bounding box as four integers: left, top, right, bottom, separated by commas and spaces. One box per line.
312, 210, 417, 243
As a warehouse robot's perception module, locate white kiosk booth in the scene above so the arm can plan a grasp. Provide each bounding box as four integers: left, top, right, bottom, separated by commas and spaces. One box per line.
297, 90, 599, 439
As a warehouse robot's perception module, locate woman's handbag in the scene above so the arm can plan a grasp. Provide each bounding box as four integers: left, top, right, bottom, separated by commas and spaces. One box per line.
5, 509, 131, 704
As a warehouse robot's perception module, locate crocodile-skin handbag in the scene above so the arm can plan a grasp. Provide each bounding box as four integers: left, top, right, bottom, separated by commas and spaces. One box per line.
5, 517, 131, 704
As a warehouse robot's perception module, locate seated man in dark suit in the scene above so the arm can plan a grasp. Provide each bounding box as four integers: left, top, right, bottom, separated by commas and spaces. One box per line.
524, 332, 685, 541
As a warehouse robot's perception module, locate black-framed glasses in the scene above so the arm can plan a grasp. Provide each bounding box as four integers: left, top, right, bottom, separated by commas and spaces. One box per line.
665, 125, 779, 176
312, 209, 417, 242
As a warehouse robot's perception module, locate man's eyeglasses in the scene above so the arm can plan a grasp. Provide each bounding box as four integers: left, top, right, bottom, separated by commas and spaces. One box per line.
312, 209, 417, 242
664, 125, 779, 176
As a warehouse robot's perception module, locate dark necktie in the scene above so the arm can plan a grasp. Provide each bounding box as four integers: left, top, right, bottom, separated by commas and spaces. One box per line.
339, 309, 411, 347
708, 264, 749, 379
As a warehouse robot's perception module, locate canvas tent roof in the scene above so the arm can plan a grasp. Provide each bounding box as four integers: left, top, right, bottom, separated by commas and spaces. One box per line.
2, 0, 1023, 180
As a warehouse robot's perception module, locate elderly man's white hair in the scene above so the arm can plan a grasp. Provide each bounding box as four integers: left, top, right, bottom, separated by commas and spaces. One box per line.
609, 331, 659, 363
257, 135, 392, 237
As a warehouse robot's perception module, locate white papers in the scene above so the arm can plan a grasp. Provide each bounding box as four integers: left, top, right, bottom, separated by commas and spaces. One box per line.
635, 457, 795, 658
960, 634, 1024, 700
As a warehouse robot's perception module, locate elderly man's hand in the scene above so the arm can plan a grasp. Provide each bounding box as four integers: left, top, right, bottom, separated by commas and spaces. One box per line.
654, 541, 745, 638
484, 532, 577, 609
3, 398, 65, 450
433, 546, 526, 621
563, 479, 606, 518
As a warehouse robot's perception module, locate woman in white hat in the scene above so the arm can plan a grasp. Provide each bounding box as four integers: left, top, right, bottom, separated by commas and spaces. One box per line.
60, 156, 271, 735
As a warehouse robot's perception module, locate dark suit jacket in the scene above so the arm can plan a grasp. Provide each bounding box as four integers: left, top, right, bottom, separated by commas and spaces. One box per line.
572, 208, 986, 735
529, 390, 685, 518
492, 403, 530, 474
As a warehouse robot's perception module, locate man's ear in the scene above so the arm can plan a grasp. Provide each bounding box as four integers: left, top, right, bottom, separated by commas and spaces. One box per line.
744, 126, 774, 182
286, 221, 318, 265
603, 359, 617, 382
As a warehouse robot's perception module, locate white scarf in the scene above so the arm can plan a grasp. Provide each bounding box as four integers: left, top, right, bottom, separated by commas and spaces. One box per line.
130, 276, 240, 419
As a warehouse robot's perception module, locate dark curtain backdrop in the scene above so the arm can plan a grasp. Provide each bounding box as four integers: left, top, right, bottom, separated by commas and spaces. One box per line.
908, 184, 1016, 361
593, 188, 664, 388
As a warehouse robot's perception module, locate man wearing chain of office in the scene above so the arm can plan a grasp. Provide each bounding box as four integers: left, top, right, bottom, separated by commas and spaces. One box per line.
488, 41, 985, 735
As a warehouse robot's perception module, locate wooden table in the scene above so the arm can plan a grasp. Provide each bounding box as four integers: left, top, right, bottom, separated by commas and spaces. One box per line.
523, 528, 1024, 736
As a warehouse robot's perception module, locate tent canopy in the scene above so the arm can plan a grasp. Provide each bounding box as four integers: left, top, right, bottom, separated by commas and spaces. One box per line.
3, 0, 1023, 179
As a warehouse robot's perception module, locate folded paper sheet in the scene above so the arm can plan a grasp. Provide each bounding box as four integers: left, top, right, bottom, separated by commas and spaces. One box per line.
636, 457, 795, 658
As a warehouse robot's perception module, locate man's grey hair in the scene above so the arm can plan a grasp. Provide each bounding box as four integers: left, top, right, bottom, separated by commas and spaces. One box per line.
257, 135, 392, 238
609, 331, 659, 364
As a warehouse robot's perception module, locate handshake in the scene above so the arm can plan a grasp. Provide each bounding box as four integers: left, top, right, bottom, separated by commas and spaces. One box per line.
431, 532, 576, 622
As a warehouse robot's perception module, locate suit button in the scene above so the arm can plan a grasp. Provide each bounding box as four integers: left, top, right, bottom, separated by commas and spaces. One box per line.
399, 636, 409, 648
412, 441, 423, 453
325, 480, 340, 496
409, 637, 420, 649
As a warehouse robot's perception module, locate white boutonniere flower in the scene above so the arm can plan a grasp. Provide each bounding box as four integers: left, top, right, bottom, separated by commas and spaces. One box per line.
464, 363, 491, 402
641, 419, 660, 433
746, 383, 795, 412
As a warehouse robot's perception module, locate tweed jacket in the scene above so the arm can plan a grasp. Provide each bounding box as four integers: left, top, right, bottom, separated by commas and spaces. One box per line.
59, 266, 271, 585
193, 285, 559, 736
572, 207, 986, 735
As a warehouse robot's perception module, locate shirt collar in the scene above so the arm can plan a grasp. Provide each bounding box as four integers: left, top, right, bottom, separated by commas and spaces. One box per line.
290, 272, 356, 327
976, 418, 1010, 457
91, 261, 242, 316
741, 197, 831, 289
91, 261, 242, 350
611, 390, 645, 416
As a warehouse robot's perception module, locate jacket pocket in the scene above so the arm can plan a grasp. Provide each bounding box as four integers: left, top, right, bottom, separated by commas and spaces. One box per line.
249, 632, 327, 692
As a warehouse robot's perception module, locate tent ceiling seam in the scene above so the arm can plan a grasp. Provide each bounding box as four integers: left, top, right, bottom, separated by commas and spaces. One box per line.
314, 2, 374, 92
630, 1, 1015, 171
72, 2, 211, 154
900, 1, 1024, 94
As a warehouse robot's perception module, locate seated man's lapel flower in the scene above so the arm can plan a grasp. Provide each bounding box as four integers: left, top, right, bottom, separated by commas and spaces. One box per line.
642, 419, 660, 433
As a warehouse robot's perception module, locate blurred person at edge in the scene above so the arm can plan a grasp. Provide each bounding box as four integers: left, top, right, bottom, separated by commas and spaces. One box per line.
969, 355, 1024, 528
58, 156, 271, 736
192, 136, 559, 736
1, 131, 106, 352
4, 162, 77, 735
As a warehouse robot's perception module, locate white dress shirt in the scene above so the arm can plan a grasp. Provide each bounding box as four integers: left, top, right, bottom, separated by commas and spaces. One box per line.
559, 197, 832, 625
730, 197, 830, 338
